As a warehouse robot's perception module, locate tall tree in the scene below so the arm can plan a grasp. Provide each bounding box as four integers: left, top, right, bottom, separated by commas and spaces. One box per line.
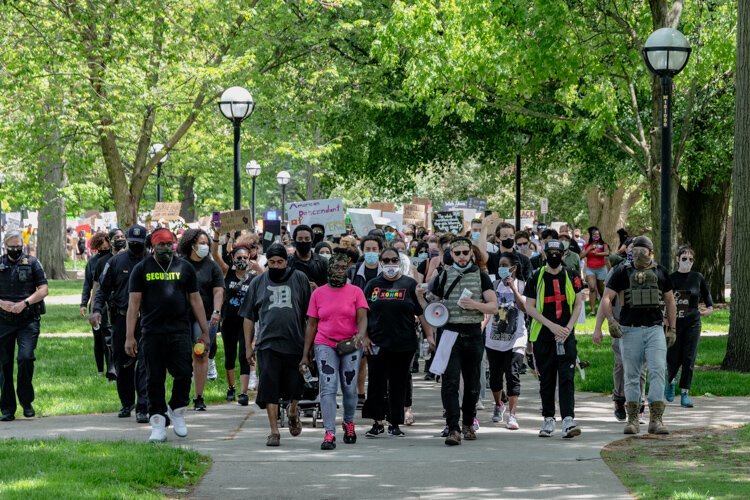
723, 0, 750, 371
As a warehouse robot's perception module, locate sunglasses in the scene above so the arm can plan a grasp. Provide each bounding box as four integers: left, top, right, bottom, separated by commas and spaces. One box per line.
235, 256, 250, 261
452, 250, 471, 256
680, 257, 694, 262
381, 257, 400, 264
546, 252, 562, 258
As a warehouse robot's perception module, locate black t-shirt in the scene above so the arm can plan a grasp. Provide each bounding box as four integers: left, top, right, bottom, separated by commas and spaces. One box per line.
364, 265, 378, 284
129, 257, 198, 334
289, 253, 328, 287
606, 264, 673, 327
363, 275, 424, 352
487, 250, 532, 281
416, 259, 428, 278
524, 268, 584, 342
185, 256, 225, 321
670, 271, 713, 323
223, 268, 254, 322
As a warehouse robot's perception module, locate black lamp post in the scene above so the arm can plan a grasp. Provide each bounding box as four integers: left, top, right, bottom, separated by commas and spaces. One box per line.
245, 160, 261, 230
513, 133, 531, 231
218, 86, 255, 210
643, 28, 691, 269
277, 170, 291, 224
149, 143, 168, 202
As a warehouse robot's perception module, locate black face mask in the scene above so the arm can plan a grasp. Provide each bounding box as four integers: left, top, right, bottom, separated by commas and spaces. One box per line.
154, 246, 173, 264
268, 267, 287, 282
442, 247, 454, 266
295, 240, 312, 256
128, 242, 145, 256
313, 232, 324, 245
6, 247, 22, 261
99, 248, 110, 255
501, 238, 515, 249
113, 239, 127, 251
546, 253, 563, 269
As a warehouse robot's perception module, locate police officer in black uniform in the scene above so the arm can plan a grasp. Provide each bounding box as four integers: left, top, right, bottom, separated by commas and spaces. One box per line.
91, 224, 149, 423
0, 230, 49, 421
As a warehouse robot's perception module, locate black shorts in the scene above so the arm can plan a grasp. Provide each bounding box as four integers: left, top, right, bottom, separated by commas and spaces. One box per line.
255, 349, 304, 409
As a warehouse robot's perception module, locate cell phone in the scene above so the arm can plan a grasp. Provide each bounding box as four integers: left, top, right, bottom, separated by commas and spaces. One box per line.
370, 345, 381, 355
211, 211, 221, 229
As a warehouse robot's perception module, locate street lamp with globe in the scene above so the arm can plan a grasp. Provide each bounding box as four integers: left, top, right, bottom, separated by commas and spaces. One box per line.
276, 170, 291, 225
218, 86, 255, 210
245, 160, 261, 230
148, 143, 169, 202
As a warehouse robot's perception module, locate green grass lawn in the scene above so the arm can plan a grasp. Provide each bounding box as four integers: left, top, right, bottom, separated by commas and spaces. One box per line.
0, 438, 210, 499
42, 304, 90, 334
603, 424, 750, 499
576, 334, 750, 396
575, 306, 730, 334
46, 278, 85, 297
32, 336, 245, 416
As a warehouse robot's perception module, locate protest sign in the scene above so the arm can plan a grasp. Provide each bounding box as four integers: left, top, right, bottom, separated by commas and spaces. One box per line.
367, 202, 396, 213
382, 211, 404, 229
442, 200, 468, 210
287, 198, 346, 235
433, 211, 465, 235
467, 197, 488, 211
152, 202, 182, 221
348, 211, 376, 236
219, 209, 254, 233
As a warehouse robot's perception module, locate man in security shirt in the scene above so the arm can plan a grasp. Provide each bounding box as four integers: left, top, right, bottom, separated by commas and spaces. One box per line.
91, 224, 149, 422
0, 230, 48, 421
126, 228, 209, 442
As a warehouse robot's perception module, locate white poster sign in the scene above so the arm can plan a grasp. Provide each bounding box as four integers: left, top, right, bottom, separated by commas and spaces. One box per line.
348, 211, 376, 237
287, 198, 346, 235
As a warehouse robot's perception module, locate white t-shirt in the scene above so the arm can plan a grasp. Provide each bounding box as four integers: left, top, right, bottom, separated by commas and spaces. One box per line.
485, 279, 528, 353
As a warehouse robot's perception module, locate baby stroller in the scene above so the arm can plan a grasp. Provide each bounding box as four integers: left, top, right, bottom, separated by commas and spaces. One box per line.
278, 359, 321, 428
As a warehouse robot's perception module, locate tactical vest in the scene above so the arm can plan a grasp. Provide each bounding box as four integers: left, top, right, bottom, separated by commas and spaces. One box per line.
0, 255, 38, 301
623, 264, 662, 309
440, 265, 485, 325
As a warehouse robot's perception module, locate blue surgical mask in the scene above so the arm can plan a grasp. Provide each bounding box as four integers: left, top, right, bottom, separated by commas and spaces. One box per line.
418, 252, 428, 261
498, 267, 512, 280
384, 232, 395, 242
531, 251, 540, 258
364, 252, 379, 265
471, 231, 481, 241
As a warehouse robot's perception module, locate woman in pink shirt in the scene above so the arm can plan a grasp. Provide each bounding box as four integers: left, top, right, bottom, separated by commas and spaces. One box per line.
301, 252, 369, 451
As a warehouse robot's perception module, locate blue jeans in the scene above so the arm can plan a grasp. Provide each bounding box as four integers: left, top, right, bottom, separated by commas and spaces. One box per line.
314, 344, 362, 434
620, 325, 667, 403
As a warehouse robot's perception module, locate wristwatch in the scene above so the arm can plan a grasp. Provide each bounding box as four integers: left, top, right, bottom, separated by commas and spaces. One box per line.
24, 299, 30, 307
212, 310, 221, 315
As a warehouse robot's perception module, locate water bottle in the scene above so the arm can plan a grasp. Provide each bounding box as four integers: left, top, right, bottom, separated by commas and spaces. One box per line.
422, 339, 431, 361
301, 364, 317, 384
556, 341, 566, 356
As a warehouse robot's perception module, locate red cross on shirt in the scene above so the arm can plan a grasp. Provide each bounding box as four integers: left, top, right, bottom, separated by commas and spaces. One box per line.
544, 278, 566, 319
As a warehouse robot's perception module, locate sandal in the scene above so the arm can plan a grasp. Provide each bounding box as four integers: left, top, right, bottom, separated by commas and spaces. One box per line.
266, 433, 281, 447
288, 413, 302, 437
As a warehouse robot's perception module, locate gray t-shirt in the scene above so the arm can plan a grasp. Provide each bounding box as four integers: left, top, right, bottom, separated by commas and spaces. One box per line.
239, 269, 311, 355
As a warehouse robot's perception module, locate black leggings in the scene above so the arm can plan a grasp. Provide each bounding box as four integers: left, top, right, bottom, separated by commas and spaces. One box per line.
222, 316, 250, 375
486, 348, 523, 396
667, 319, 701, 390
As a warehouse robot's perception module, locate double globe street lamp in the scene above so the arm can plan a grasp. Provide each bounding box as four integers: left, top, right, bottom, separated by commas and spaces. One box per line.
218, 86, 255, 210
276, 170, 291, 224
642, 28, 691, 269
245, 160, 261, 230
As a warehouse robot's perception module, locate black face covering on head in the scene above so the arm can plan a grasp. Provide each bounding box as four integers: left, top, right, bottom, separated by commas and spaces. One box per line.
295, 240, 312, 256
546, 253, 563, 269
442, 247, 454, 266
313, 232, 324, 245
128, 242, 145, 256
113, 239, 127, 251
501, 238, 514, 249
6, 248, 22, 261
268, 267, 287, 282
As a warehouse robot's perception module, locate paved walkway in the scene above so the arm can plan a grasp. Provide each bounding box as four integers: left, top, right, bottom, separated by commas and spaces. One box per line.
2, 370, 749, 499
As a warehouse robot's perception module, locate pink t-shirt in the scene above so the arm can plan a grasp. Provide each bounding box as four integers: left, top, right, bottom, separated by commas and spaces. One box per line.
307, 284, 369, 348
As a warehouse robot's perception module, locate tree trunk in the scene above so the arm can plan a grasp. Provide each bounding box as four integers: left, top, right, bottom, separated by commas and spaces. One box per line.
179, 175, 196, 222
36, 126, 68, 280
586, 185, 642, 246
677, 180, 731, 304
723, 0, 750, 371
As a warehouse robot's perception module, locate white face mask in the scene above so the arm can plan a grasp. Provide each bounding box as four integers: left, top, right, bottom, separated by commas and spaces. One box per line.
195, 244, 210, 258
320, 253, 331, 261
382, 265, 400, 279
678, 259, 693, 272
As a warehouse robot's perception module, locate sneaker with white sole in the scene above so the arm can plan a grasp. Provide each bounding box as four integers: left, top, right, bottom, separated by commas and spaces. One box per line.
249, 372, 258, 391
207, 358, 218, 381
506, 414, 520, 430
539, 417, 555, 437
562, 416, 581, 438
476, 399, 485, 411
492, 402, 506, 423
168, 406, 188, 437
404, 407, 415, 426
473, 417, 480, 431
149, 414, 167, 442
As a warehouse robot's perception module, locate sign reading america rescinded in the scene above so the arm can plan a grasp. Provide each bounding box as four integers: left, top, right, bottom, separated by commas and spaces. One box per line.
287, 198, 346, 236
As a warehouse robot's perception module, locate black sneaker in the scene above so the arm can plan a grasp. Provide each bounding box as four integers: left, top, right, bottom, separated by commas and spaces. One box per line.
117, 404, 134, 418
22, 404, 35, 418
356, 395, 365, 410
424, 373, 436, 381
321, 431, 336, 450
226, 386, 236, 402
365, 422, 385, 438
388, 425, 405, 437
238, 393, 249, 406
136, 411, 149, 424
342, 421, 357, 444
0, 410, 14, 422
614, 401, 626, 422
193, 396, 207, 411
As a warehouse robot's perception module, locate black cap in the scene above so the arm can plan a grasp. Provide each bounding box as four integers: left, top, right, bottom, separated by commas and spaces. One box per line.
632, 235, 654, 251
126, 224, 147, 244
544, 239, 564, 253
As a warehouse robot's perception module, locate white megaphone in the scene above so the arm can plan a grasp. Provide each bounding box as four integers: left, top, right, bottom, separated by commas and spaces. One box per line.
424, 302, 450, 328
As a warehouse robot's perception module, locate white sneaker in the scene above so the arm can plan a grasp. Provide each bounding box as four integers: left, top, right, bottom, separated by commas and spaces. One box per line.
539, 417, 555, 437
207, 358, 218, 381
404, 407, 415, 426
149, 414, 167, 442
506, 414, 520, 430
476, 399, 485, 411
492, 402, 506, 423
249, 372, 258, 391
168, 406, 188, 437
562, 416, 581, 438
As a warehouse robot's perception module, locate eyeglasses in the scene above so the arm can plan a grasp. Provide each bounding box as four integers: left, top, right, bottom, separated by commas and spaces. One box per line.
680, 257, 694, 262
331, 265, 348, 272
381, 257, 400, 264
452, 250, 471, 256
235, 256, 250, 261
516, 241, 529, 246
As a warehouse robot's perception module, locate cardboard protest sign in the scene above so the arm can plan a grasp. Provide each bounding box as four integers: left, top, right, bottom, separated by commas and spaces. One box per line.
152, 202, 182, 221
432, 211, 465, 235
367, 202, 396, 213
382, 211, 404, 229
287, 198, 346, 236
219, 209, 254, 233
348, 211, 376, 237
411, 197, 431, 207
